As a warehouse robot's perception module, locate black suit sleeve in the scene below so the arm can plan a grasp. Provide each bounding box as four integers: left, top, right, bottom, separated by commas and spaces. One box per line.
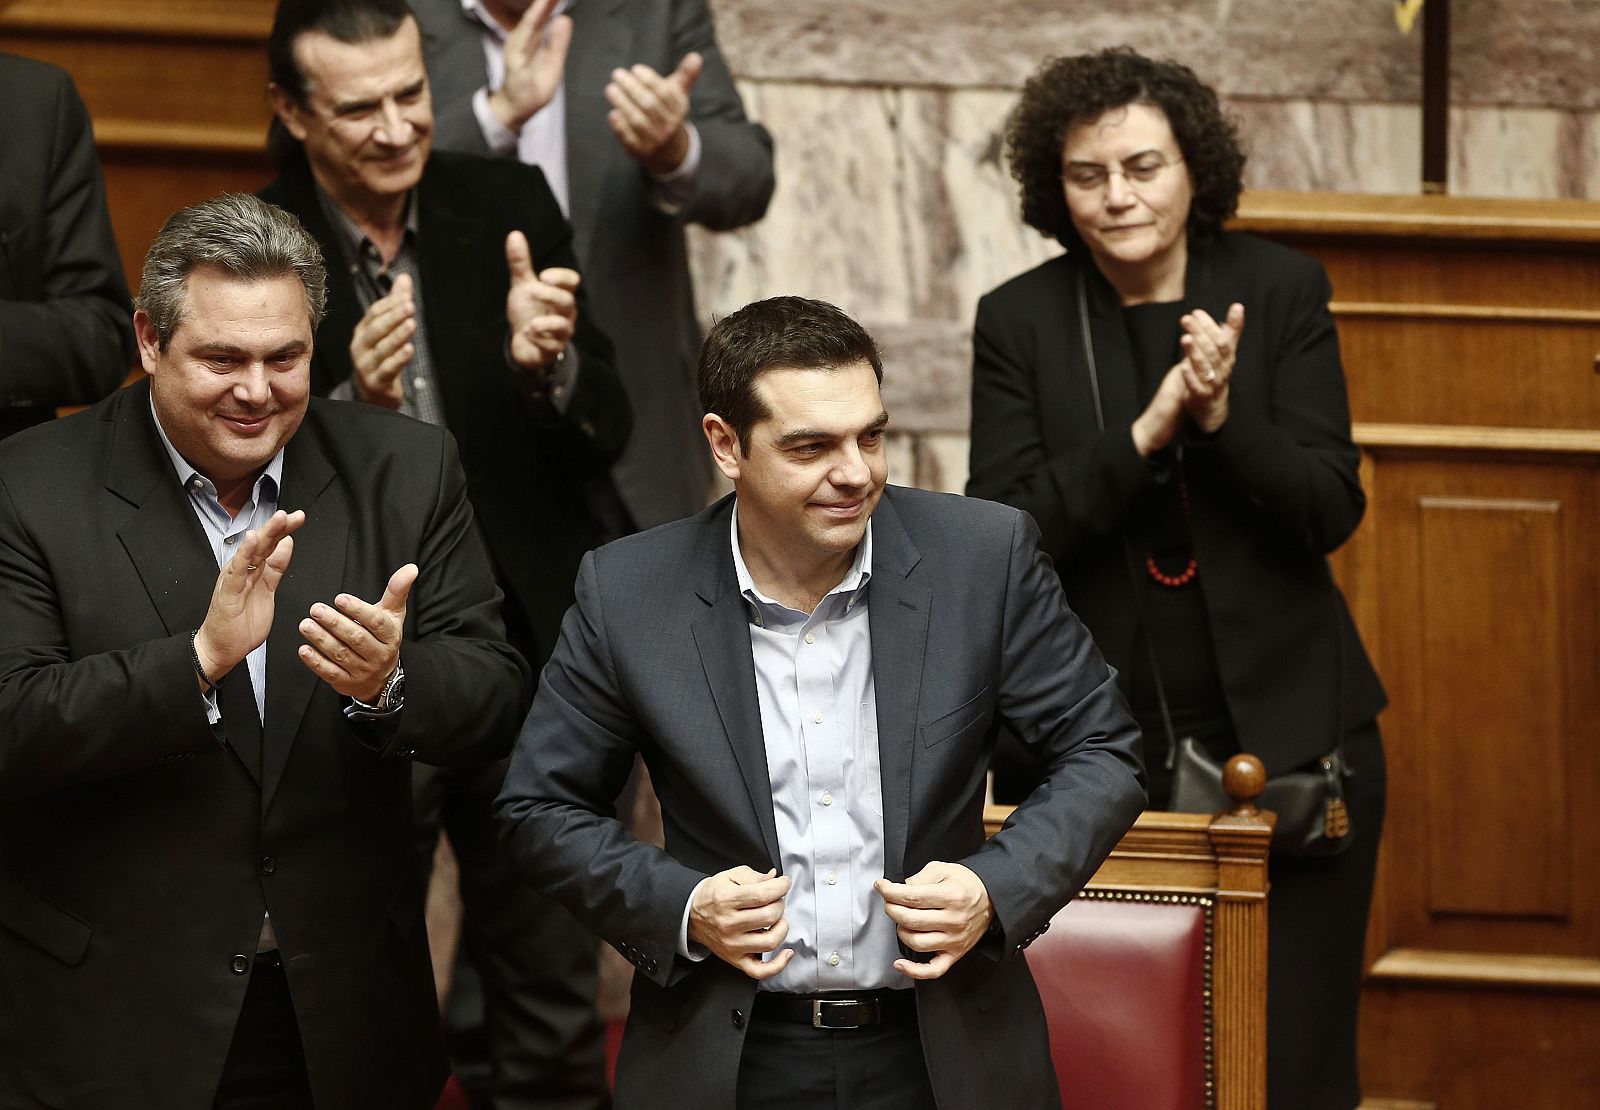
0, 62, 135, 416
376, 429, 532, 765
494, 551, 703, 987
960, 511, 1145, 952
967, 288, 1159, 557
1191, 260, 1366, 553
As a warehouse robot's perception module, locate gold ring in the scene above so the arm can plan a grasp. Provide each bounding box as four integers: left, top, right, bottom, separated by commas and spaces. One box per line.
246, 563, 259, 572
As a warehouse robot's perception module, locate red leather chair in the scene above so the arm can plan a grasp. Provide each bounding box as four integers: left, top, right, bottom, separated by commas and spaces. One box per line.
986, 755, 1273, 1110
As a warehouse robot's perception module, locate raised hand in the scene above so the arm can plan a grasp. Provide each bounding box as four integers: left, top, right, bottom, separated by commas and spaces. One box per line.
297, 562, 417, 702
349, 273, 416, 409
875, 860, 993, 981
1179, 302, 1245, 434
194, 510, 306, 687
505, 230, 579, 372
1131, 358, 1191, 457
486, 0, 574, 132
605, 53, 703, 175
688, 865, 795, 981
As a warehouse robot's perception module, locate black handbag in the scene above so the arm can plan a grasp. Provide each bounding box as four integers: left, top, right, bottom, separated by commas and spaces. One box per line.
1169, 736, 1353, 856
1074, 273, 1354, 858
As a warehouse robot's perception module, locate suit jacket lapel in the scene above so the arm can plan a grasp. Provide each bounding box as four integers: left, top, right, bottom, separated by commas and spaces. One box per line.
689, 501, 782, 870
261, 417, 346, 814
864, 495, 929, 883
415, 165, 489, 431
563, 0, 630, 261
110, 382, 263, 785
266, 164, 365, 396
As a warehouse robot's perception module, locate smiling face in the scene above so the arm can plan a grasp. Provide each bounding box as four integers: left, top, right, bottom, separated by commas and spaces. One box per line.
139, 267, 312, 512
272, 16, 433, 215
1061, 101, 1195, 301
708, 359, 889, 595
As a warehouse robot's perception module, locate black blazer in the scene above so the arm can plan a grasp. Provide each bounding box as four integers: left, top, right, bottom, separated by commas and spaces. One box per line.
968, 233, 1385, 773
496, 488, 1145, 1109
0, 53, 135, 440
0, 383, 529, 1109
260, 150, 632, 671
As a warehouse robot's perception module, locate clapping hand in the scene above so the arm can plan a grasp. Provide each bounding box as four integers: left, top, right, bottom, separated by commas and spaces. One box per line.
349, 274, 416, 409
297, 563, 416, 702
1179, 303, 1245, 434
505, 230, 579, 373
486, 0, 573, 132
605, 53, 703, 175
193, 510, 306, 687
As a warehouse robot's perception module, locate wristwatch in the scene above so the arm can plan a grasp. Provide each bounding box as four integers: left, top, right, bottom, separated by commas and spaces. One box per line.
347, 661, 405, 718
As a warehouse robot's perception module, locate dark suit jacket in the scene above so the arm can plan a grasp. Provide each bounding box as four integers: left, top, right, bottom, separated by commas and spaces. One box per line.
260, 151, 631, 671
0, 382, 529, 1110
0, 53, 135, 440
412, 0, 776, 527
967, 233, 1386, 773
496, 487, 1146, 1109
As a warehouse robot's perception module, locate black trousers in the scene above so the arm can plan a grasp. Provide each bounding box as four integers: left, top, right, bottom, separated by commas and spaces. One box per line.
733, 998, 936, 1110
415, 758, 609, 1110
213, 955, 314, 1110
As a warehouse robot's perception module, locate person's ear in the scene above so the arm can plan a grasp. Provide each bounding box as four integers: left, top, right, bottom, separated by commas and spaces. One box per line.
702, 413, 742, 482
268, 83, 311, 142
133, 309, 164, 376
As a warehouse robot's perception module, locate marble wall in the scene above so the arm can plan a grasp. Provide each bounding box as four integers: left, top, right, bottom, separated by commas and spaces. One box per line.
686, 1, 1600, 492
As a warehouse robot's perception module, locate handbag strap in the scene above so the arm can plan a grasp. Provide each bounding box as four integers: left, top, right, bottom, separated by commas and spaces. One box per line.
1076, 271, 1182, 769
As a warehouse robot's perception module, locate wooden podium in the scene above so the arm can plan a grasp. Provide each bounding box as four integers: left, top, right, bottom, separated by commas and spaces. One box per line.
1235, 191, 1600, 1109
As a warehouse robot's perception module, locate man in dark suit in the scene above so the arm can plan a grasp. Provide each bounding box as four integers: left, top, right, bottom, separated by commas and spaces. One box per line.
496, 296, 1147, 1109
411, 0, 775, 528
0, 52, 136, 440
0, 192, 528, 1109
257, 2, 631, 1105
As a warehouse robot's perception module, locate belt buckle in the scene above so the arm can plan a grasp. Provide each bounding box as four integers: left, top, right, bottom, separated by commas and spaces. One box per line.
811, 998, 872, 1029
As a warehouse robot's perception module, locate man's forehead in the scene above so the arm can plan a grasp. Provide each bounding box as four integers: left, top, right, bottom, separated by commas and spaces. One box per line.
752, 361, 885, 428
171, 269, 312, 338
296, 21, 427, 99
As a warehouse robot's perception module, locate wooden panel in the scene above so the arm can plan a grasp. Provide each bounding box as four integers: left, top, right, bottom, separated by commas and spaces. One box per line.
1417, 495, 1568, 918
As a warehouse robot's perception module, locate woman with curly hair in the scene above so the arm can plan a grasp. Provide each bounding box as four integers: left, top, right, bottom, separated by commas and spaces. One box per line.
967, 47, 1386, 1110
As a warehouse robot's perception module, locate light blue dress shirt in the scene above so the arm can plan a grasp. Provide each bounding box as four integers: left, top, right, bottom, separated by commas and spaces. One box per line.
679, 505, 907, 993
150, 398, 282, 723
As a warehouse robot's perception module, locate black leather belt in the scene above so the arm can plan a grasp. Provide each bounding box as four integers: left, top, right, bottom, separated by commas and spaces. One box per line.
753, 989, 916, 1029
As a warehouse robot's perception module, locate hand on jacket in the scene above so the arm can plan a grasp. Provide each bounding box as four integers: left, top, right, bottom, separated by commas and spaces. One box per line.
193, 509, 306, 686
606, 53, 703, 175
876, 860, 993, 980
689, 865, 795, 980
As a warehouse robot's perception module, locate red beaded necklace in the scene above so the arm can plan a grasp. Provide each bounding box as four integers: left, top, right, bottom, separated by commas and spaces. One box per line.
1145, 465, 1198, 588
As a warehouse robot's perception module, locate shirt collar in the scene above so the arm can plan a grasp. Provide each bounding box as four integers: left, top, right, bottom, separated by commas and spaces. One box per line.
463, 0, 576, 40
729, 501, 873, 617
148, 393, 285, 506
314, 181, 419, 268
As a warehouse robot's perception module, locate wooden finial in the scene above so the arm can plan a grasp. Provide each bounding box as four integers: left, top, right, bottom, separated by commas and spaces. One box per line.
1223, 753, 1267, 815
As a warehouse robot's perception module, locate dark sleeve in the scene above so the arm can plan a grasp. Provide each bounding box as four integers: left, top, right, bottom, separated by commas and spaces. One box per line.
1193, 259, 1365, 553
0, 473, 216, 801
960, 511, 1146, 953
494, 551, 704, 987
966, 289, 1159, 558
0, 66, 136, 413
362, 430, 532, 764
512, 172, 632, 472
667, 0, 775, 231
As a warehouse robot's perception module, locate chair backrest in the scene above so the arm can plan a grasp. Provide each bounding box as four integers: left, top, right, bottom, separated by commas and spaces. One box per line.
984, 755, 1273, 1110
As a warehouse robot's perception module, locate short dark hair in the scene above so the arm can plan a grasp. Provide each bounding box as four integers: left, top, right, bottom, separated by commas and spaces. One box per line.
697, 297, 884, 455
1005, 47, 1245, 252
265, 0, 413, 165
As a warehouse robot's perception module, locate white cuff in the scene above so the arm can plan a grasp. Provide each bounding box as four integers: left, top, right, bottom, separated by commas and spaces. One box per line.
677, 875, 712, 961
472, 85, 521, 156
647, 123, 702, 215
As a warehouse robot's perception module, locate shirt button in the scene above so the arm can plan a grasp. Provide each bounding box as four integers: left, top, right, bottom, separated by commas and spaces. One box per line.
812, 710, 823, 724
225, 536, 238, 545
259, 856, 276, 876
413, 377, 427, 389
826, 871, 838, 886
828, 952, 841, 967
820, 792, 833, 807
804, 632, 815, 645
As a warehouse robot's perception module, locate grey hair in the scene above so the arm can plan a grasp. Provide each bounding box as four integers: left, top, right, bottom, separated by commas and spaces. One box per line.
137, 193, 328, 349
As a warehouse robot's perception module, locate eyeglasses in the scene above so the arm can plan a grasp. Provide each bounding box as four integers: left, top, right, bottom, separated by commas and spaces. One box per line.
1062, 152, 1184, 194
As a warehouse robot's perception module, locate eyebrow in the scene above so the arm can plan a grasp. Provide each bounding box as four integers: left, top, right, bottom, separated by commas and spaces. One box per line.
191, 341, 308, 360
331, 77, 426, 116
774, 411, 889, 448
